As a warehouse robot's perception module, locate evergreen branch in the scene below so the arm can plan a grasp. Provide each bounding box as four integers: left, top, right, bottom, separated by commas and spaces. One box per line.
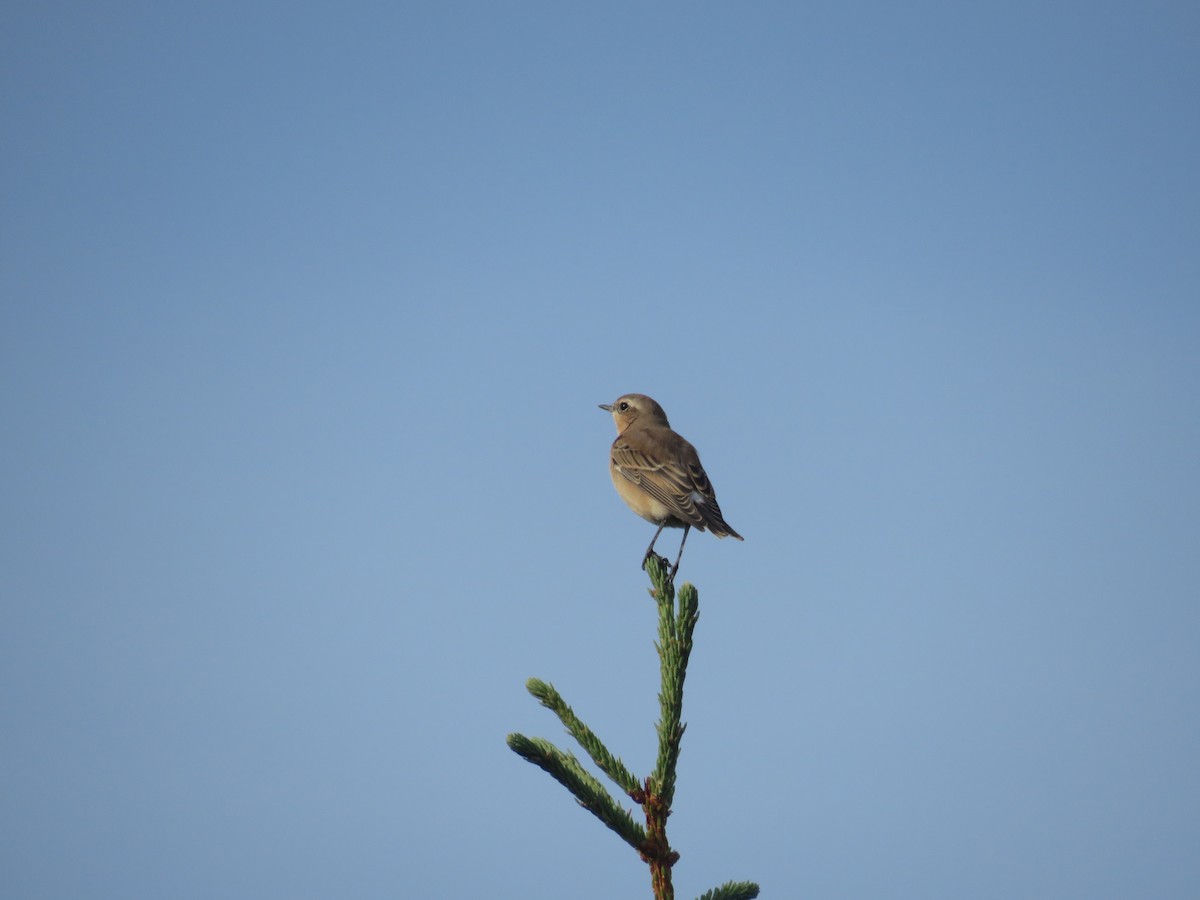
509, 556, 757, 898
647, 555, 689, 810
676, 582, 699, 667
506, 733, 646, 850
525, 678, 642, 795
694, 881, 761, 900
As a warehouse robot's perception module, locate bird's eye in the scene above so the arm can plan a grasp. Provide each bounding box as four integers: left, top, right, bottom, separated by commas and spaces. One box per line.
618, 401, 629, 411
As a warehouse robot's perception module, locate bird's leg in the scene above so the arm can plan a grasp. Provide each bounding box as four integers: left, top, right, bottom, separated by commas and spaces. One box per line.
642, 522, 668, 570
668, 525, 691, 582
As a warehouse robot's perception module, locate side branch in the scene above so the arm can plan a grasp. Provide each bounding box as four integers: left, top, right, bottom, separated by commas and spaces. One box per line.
525, 678, 642, 795
506, 733, 646, 850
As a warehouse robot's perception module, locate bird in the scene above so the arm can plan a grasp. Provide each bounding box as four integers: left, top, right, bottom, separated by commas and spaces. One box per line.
599, 393, 742, 580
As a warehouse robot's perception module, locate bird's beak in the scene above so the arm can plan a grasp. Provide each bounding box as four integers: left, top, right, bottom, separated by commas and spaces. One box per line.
598, 403, 613, 412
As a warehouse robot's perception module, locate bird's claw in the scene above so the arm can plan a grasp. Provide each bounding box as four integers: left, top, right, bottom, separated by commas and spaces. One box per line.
641, 552, 669, 574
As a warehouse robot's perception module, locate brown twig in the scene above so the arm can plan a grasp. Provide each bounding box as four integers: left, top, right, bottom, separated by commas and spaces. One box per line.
636, 778, 680, 900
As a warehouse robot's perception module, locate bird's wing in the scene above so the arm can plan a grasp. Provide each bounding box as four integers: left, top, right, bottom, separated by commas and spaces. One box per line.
610, 439, 715, 530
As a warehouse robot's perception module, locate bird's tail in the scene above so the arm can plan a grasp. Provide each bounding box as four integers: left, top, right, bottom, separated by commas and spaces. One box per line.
702, 505, 743, 540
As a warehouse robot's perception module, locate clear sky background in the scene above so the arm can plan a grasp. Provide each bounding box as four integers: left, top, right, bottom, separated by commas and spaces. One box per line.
3, 3, 1198, 898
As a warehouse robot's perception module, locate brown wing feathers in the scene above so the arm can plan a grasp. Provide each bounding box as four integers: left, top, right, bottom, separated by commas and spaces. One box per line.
610, 439, 739, 537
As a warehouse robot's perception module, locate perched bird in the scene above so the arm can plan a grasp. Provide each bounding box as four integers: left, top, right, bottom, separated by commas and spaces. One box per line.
599, 393, 742, 580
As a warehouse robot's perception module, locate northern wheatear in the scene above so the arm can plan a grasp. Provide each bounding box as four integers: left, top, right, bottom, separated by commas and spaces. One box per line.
599, 393, 742, 580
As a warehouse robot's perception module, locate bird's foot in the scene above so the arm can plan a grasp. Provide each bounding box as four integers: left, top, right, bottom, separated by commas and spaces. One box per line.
641, 551, 668, 573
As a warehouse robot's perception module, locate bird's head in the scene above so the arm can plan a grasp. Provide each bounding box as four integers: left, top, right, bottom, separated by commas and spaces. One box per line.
598, 393, 670, 434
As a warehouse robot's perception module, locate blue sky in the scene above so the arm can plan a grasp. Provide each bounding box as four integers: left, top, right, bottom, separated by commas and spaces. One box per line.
2, 3, 1198, 898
